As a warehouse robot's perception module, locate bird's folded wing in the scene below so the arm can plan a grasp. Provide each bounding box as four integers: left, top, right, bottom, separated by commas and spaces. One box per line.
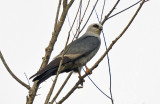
29, 56, 73, 79
30, 35, 100, 79
63, 35, 100, 57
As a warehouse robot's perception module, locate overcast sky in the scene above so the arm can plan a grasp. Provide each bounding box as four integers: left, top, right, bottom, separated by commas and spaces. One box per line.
0, 0, 160, 104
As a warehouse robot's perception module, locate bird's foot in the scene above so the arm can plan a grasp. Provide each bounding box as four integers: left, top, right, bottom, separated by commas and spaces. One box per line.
78, 78, 85, 88
85, 65, 92, 75
78, 71, 85, 87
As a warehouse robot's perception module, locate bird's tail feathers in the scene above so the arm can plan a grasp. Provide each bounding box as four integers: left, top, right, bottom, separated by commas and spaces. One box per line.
29, 73, 37, 80
32, 68, 57, 85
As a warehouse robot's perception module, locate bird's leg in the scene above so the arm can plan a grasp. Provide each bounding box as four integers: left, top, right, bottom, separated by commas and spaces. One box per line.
78, 71, 82, 79
78, 71, 85, 87
85, 65, 92, 74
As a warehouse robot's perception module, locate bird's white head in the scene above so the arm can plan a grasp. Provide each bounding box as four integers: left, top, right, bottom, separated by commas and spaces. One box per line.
86, 23, 103, 36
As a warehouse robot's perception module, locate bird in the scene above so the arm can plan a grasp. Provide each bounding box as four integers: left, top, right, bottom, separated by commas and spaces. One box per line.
30, 23, 102, 85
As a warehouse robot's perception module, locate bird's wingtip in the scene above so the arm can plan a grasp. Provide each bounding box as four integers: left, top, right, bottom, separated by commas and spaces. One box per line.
29, 74, 36, 80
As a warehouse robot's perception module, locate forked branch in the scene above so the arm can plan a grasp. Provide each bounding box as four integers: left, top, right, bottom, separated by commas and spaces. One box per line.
101, 0, 120, 25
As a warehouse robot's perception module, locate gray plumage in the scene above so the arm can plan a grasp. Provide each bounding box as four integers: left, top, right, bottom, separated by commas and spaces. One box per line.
30, 23, 102, 85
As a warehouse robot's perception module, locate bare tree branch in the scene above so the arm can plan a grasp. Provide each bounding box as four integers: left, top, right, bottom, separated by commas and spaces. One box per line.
0, 51, 30, 90
100, 0, 106, 22
101, 0, 120, 25
26, 0, 75, 104
0, 0, 148, 103
50, 72, 73, 104
44, 1, 78, 103
46, 1, 81, 103
74, 0, 91, 38
78, 0, 99, 35
102, 0, 143, 24
54, 0, 62, 29
24, 72, 31, 87
67, 0, 74, 9
63, 0, 67, 9
56, 79, 82, 104
57, 0, 146, 103
44, 25, 72, 104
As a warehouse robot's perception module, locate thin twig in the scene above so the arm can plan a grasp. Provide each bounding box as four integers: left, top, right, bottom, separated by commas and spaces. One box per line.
44, 30, 72, 104
54, 0, 62, 30
94, 9, 100, 23
45, 25, 71, 104
74, 0, 91, 38
59, 0, 83, 55
95, 5, 115, 102
78, 0, 82, 33
0, 51, 30, 90
92, 11, 112, 100
100, 0, 106, 22
24, 72, 31, 87
78, 0, 99, 35
44, 52, 65, 104
101, 0, 120, 25
57, 1, 146, 103
102, 0, 143, 24
82, 68, 111, 99
46, 1, 88, 102
50, 72, 73, 104
57, 79, 81, 104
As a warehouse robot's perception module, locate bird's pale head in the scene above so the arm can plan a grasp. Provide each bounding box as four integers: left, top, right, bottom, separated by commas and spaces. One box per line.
86, 23, 103, 36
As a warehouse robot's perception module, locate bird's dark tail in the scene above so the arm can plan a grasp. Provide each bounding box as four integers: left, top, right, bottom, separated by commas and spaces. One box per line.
32, 68, 57, 85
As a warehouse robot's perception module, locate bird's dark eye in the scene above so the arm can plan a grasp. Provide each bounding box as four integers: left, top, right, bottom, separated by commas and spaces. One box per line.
93, 24, 99, 28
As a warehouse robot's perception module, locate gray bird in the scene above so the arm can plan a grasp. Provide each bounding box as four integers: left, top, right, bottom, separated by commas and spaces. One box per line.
30, 23, 102, 85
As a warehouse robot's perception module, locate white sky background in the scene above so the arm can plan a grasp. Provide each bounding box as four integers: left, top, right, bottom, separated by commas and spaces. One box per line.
0, 0, 160, 104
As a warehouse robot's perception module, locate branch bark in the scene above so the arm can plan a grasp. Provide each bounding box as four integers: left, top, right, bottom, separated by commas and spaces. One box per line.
50, 72, 73, 104
0, 51, 30, 90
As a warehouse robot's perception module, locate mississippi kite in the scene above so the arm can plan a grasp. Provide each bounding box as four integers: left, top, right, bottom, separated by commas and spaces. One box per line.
30, 23, 102, 85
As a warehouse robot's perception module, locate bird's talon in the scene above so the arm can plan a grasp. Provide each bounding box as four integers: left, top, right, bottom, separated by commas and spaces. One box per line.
79, 78, 85, 87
